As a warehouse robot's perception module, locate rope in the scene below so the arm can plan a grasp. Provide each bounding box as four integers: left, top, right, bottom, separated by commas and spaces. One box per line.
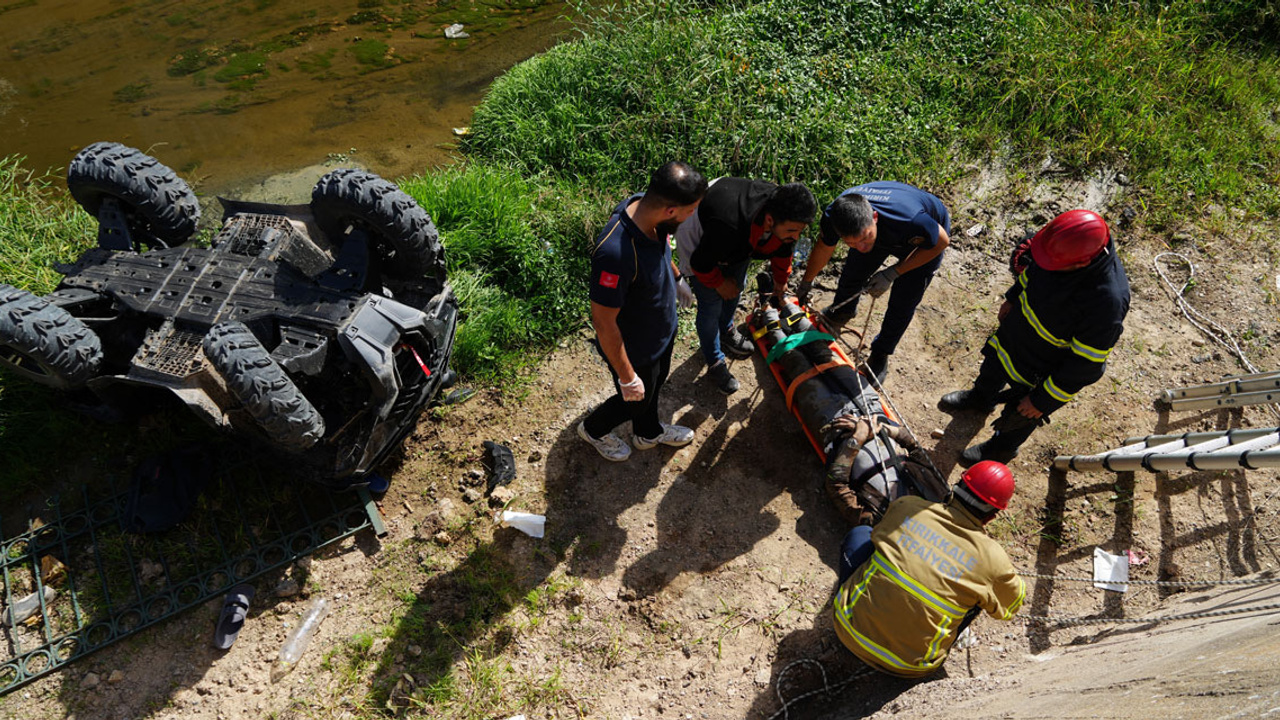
1153, 252, 1280, 420
1017, 572, 1280, 588
766, 658, 873, 720
1021, 599, 1280, 627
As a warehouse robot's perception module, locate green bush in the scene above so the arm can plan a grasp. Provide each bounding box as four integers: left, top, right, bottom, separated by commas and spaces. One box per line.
399, 166, 597, 379
468, 0, 1280, 221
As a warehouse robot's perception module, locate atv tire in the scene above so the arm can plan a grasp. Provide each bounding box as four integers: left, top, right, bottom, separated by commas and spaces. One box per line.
0, 284, 102, 389
310, 169, 444, 283
203, 322, 324, 452
67, 141, 201, 248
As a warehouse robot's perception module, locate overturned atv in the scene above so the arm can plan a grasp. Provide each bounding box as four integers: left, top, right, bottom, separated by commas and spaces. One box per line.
0, 142, 458, 488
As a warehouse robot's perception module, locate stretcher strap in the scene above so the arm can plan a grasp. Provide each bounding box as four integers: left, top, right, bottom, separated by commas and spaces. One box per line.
765, 331, 835, 365
785, 360, 847, 410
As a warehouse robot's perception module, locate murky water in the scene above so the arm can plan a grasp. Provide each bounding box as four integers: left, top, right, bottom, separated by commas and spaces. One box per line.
0, 0, 566, 195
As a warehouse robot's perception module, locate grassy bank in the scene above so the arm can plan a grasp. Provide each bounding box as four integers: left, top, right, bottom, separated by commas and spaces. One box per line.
468, 0, 1280, 226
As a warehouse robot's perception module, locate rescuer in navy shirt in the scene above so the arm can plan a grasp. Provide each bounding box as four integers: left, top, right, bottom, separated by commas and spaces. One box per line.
797, 182, 952, 383
578, 161, 708, 462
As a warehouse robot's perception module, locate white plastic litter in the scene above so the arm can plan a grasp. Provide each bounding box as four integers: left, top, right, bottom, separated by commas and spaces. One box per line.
494, 511, 545, 538
1092, 547, 1130, 592
444, 23, 470, 39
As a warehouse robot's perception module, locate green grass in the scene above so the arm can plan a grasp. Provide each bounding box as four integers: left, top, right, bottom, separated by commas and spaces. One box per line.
399, 165, 596, 381
467, 0, 1280, 225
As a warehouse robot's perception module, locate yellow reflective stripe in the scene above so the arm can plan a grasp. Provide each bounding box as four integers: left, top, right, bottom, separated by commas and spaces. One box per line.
1071, 338, 1110, 362
1018, 292, 1068, 348
871, 553, 966, 619
986, 336, 1033, 387
1003, 579, 1027, 620
1044, 376, 1076, 403
925, 616, 953, 663
1018, 269, 1028, 288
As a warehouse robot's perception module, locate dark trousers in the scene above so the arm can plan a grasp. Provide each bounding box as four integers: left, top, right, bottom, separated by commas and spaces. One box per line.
832, 248, 944, 357
837, 525, 874, 585
584, 338, 675, 441
971, 350, 1053, 455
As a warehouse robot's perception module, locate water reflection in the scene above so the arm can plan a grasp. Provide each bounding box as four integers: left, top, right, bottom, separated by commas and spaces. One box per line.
0, 0, 565, 194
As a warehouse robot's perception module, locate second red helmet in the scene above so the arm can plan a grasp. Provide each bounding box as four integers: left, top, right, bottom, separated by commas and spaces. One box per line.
1029, 209, 1110, 271
961, 461, 1015, 510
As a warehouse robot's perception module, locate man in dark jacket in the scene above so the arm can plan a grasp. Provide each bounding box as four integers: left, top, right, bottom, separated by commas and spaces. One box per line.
938, 209, 1131, 466
796, 182, 951, 383
579, 161, 708, 462
675, 178, 816, 394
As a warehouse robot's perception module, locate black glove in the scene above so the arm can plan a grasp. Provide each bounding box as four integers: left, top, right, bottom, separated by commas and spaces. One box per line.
795, 279, 813, 306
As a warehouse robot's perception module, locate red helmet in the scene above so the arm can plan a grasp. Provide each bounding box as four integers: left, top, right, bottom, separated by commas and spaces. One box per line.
1029, 209, 1110, 271
961, 461, 1015, 510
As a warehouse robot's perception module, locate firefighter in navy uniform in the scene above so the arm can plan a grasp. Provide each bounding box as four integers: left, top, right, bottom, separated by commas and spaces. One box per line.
939, 209, 1131, 466
832, 461, 1026, 678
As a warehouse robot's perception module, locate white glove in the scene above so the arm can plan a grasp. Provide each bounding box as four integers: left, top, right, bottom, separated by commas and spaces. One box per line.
620, 374, 645, 402
864, 267, 900, 298
676, 277, 694, 310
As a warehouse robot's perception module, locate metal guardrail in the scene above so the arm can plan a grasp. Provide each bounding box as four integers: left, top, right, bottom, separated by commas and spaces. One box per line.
0, 467, 383, 695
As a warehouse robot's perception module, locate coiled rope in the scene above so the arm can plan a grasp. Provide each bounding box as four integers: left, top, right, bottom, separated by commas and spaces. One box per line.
767, 658, 873, 720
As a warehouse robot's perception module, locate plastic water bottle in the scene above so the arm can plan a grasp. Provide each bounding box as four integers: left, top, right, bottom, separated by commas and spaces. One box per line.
794, 236, 812, 264
271, 597, 330, 682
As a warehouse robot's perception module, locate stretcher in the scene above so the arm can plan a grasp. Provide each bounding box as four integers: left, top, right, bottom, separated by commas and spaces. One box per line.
744, 279, 946, 520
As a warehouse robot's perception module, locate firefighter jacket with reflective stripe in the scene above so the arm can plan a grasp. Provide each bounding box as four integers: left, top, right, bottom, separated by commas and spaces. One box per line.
985, 241, 1130, 414
833, 496, 1025, 677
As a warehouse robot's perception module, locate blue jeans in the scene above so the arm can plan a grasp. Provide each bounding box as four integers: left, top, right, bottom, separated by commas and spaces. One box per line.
832, 248, 944, 357
838, 525, 874, 585
688, 259, 749, 366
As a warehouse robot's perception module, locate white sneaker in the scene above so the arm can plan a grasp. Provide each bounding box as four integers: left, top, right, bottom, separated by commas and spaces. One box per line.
633, 423, 695, 450
578, 421, 631, 462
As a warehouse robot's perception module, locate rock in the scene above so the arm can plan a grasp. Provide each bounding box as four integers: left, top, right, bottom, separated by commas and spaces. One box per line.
462, 488, 483, 504
1192, 354, 1211, 363
107, 670, 125, 685
1191, 338, 1206, 347
274, 579, 301, 598
528, 450, 543, 463
82, 672, 100, 689
433, 531, 452, 546
1116, 173, 1131, 186
964, 223, 985, 238
437, 498, 457, 519
407, 644, 422, 657
930, 428, 945, 439
466, 468, 483, 482
754, 667, 770, 686
488, 486, 516, 507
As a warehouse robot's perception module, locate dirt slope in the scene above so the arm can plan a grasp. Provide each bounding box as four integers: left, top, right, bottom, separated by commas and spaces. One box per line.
4, 163, 1279, 720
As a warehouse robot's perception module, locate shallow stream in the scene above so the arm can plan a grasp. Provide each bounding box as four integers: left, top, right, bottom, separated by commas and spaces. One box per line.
0, 0, 566, 196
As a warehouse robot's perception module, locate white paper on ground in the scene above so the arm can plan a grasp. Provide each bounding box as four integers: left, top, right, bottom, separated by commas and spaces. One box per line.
1093, 547, 1130, 592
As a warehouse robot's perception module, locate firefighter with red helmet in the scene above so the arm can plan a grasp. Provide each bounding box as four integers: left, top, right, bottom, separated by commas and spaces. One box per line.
832, 461, 1026, 677
938, 209, 1131, 466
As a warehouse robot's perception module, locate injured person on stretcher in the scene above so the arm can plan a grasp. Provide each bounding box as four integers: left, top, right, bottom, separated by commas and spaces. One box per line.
744, 273, 948, 526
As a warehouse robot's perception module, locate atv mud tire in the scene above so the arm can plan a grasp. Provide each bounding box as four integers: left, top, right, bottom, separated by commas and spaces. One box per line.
203, 322, 325, 452
310, 169, 444, 283
0, 284, 102, 389
67, 141, 201, 248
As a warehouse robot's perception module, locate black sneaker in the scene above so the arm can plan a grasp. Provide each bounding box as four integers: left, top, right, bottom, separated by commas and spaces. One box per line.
822, 299, 858, 325
959, 441, 1018, 468
708, 360, 739, 394
938, 389, 997, 413
866, 352, 889, 385
722, 326, 754, 359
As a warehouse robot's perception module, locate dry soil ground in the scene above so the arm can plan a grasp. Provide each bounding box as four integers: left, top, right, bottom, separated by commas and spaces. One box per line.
3, 162, 1280, 720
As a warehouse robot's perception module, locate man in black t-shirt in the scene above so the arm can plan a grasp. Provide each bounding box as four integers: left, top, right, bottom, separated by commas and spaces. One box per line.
674, 178, 816, 394
580, 162, 708, 462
